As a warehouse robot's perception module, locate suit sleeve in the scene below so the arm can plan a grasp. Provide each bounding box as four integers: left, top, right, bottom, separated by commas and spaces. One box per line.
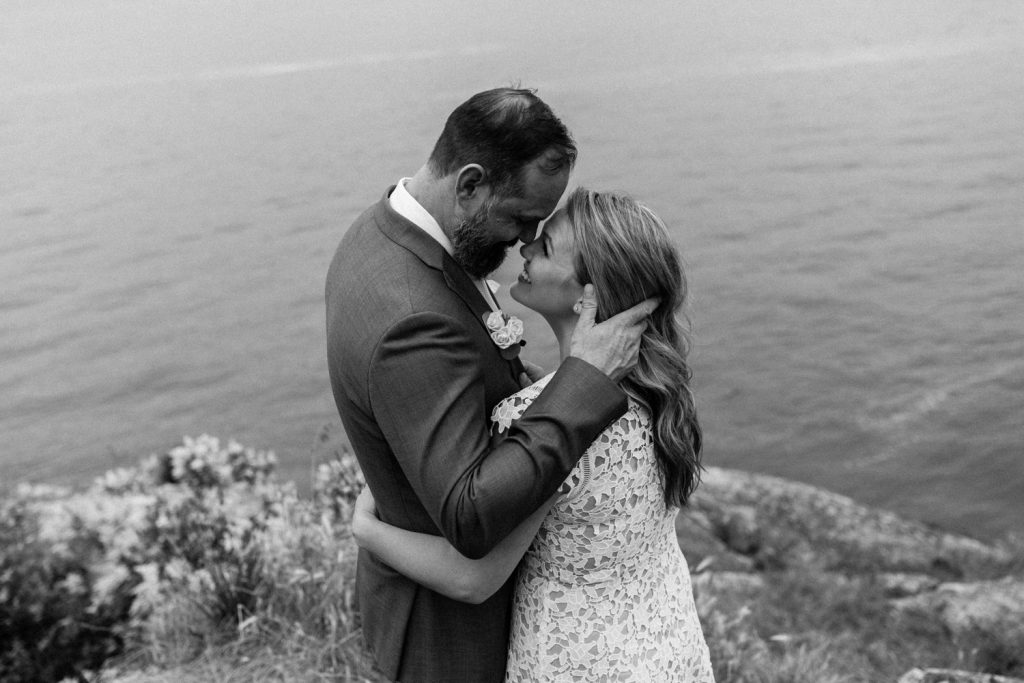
368, 311, 626, 559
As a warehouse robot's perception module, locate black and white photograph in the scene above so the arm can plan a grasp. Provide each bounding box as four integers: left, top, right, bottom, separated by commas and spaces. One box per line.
2, 1, 1023, 681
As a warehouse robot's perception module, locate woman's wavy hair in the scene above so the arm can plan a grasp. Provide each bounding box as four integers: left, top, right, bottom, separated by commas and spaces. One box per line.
565, 188, 703, 507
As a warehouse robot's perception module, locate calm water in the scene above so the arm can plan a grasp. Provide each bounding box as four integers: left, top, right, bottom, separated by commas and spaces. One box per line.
2, 1, 1022, 539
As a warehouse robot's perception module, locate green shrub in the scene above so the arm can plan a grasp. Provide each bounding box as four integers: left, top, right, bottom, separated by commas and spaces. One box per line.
0, 497, 134, 682
0, 435, 371, 682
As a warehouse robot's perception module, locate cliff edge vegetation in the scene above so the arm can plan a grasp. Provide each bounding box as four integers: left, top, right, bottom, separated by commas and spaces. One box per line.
2, 435, 1021, 683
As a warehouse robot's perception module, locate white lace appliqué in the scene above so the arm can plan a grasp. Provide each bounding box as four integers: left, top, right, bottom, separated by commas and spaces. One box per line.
490, 375, 715, 682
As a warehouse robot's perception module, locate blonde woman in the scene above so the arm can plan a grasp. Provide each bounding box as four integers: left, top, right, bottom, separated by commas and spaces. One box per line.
352, 188, 714, 682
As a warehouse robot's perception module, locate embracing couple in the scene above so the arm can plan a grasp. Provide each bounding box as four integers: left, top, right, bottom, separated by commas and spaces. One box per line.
325, 88, 714, 682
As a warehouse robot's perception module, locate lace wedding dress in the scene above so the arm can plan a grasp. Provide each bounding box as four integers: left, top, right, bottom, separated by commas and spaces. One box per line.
491, 374, 715, 682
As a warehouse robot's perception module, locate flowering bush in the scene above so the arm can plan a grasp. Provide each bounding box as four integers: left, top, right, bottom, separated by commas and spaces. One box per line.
0, 496, 134, 682
0, 434, 366, 682
313, 448, 365, 524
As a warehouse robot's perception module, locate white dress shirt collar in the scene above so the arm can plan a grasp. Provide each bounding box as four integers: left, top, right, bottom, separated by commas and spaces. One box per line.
389, 178, 453, 256
389, 178, 500, 311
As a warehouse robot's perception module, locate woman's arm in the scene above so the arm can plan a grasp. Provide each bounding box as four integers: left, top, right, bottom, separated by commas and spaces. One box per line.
351, 486, 555, 604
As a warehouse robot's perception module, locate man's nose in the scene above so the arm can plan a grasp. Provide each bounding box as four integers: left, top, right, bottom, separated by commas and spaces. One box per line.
518, 224, 539, 245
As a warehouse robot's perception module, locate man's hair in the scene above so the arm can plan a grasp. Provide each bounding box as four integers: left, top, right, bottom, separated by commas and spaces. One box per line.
427, 87, 577, 197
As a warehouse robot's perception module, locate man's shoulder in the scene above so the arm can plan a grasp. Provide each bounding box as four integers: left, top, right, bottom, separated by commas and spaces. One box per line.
326, 202, 454, 330
337, 196, 391, 251
330, 198, 409, 278
352, 192, 393, 228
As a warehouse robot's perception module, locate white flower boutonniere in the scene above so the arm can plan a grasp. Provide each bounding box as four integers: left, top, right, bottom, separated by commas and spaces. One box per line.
483, 311, 526, 359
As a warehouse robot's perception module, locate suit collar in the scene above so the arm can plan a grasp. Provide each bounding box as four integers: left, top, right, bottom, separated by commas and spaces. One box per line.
376, 187, 447, 271
389, 178, 454, 255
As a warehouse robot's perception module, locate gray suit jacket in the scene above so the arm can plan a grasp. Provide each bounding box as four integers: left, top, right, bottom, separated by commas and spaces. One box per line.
325, 190, 625, 682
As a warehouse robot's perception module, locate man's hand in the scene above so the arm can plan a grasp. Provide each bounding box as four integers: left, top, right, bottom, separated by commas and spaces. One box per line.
569, 284, 658, 383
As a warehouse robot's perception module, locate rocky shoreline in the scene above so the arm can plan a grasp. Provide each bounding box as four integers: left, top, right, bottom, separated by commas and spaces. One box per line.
677, 467, 1024, 682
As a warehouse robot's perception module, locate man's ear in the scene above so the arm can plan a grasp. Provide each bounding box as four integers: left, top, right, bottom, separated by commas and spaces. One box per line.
454, 164, 488, 201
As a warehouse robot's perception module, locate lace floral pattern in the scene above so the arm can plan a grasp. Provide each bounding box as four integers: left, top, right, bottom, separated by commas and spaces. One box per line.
491, 374, 715, 682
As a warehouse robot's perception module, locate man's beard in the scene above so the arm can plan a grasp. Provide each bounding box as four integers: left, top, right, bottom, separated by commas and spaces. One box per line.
451, 203, 512, 279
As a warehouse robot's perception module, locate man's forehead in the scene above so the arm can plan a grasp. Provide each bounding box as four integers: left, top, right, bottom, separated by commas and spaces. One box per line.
502, 196, 559, 220
506, 164, 569, 216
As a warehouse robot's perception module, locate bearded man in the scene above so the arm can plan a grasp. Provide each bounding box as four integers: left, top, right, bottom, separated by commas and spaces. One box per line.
325, 87, 653, 682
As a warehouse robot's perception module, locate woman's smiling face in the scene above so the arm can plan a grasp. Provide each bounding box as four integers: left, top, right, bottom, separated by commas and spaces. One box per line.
509, 208, 584, 321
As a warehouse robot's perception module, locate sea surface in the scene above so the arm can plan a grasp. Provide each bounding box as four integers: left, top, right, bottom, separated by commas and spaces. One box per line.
2, 0, 1022, 540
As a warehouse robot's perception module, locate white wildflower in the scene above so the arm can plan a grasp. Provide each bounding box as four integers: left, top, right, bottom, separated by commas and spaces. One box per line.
130, 563, 163, 618
91, 562, 132, 611
58, 572, 88, 597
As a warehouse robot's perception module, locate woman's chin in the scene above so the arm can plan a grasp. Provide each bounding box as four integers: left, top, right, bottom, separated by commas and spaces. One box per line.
509, 280, 525, 304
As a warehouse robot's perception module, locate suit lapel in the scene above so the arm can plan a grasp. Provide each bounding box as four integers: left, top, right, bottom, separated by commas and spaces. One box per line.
374, 192, 524, 377
441, 257, 492, 327
442, 259, 527, 379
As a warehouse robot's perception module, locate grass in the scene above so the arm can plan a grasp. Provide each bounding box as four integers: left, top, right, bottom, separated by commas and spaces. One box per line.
105, 537, 1023, 683
698, 564, 1024, 683
4, 434, 1022, 682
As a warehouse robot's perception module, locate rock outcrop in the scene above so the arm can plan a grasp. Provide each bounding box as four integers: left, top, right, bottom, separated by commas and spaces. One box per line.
892, 577, 1024, 643
675, 467, 1023, 681
677, 467, 1012, 575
